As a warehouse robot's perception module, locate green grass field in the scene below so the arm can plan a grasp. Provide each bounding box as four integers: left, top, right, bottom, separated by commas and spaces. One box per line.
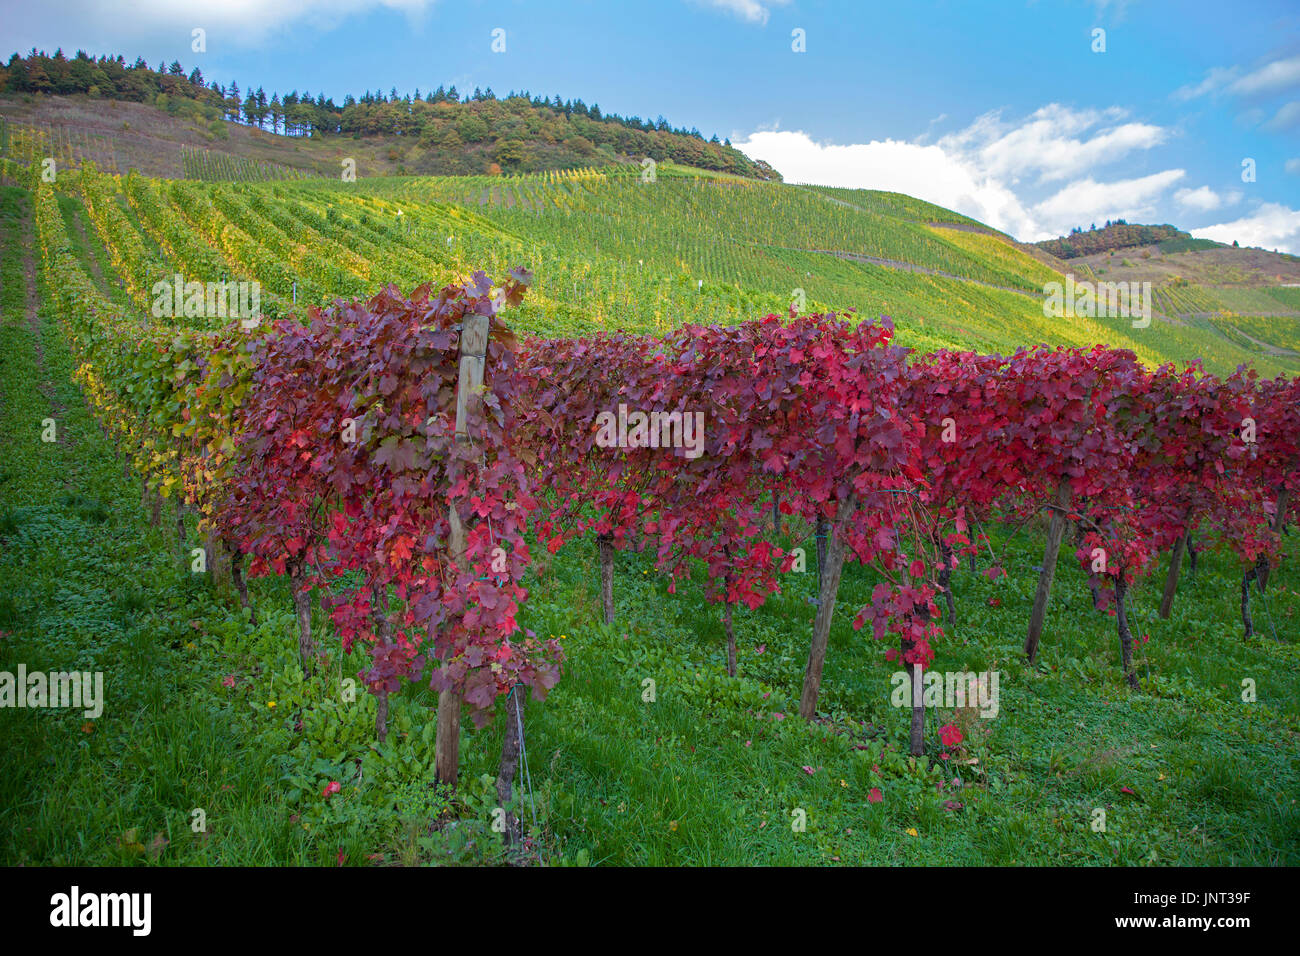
2, 172, 1299, 866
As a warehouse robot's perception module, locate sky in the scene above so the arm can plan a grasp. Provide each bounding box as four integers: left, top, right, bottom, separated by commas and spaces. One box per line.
3, 0, 1299, 250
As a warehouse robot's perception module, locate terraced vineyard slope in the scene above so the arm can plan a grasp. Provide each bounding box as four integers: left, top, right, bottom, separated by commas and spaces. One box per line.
2, 141, 1297, 376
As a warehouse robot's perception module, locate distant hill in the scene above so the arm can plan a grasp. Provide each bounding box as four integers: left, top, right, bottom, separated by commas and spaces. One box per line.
1033, 221, 1203, 259
0, 48, 780, 182
1024, 219, 1300, 357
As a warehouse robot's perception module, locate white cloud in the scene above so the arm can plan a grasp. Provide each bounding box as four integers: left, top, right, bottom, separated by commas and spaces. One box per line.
1031, 170, 1186, 233
1174, 185, 1224, 211
733, 105, 1181, 241
5, 0, 436, 47
690, 0, 792, 25
1174, 66, 1238, 101
1287, 158, 1300, 175
914, 113, 948, 144
1264, 101, 1300, 131
731, 129, 1044, 238
1177, 55, 1300, 101
1229, 55, 1300, 97
1089, 0, 1135, 21
937, 104, 1166, 184
1193, 203, 1300, 254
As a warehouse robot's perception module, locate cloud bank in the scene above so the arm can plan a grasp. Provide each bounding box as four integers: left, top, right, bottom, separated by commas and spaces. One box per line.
734, 105, 1300, 252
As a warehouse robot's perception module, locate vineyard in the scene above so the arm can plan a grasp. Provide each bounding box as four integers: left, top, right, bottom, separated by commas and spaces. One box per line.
1211, 314, 1300, 355
2, 148, 1299, 867
179, 145, 318, 183
0, 116, 121, 174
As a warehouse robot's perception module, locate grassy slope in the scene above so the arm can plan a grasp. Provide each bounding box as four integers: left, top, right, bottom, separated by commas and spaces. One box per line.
1033, 229, 1300, 362
0, 185, 307, 864
0, 93, 760, 184
5, 97, 1298, 374
0, 96, 352, 179
530, 525, 1300, 865
5, 104, 1299, 374
3, 167, 1300, 864
391, 170, 1300, 376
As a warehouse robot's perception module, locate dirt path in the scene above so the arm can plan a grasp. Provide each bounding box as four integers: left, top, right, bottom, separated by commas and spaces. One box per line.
18, 196, 68, 431
923, 220, 999, 235
811, 247, 1039, 298
1210, 320, 1300, 357
805, 189, 864, 212
1183, 310, 1300, 320
66, 201, 113, 296
788, 186, 1050, 296
752, 239, 1041, 299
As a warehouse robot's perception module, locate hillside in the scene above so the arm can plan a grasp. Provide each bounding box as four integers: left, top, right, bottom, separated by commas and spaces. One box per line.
4, 32, 1300, 882
1030, 220, 1300, 344
0, 93, 777, 182
2, 112, 1299, 377
1033, 221, 1190, 259
7, 166, 1300, 870
6, 163, 1299, 871
0, 49, 778, 181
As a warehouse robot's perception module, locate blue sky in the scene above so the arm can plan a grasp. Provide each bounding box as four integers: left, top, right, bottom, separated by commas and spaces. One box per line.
4, 0, 1299, 249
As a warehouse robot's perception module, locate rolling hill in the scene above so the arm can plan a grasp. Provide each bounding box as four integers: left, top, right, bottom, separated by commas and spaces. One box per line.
2, 92, 1298, 378
0, 46, 777, 181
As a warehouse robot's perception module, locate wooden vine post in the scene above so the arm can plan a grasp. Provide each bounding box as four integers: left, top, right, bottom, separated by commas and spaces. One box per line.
1024, 478, 1071, 664
799, 498, 852, 719
434, 312, 490, 789
597, 534, 615, 624
494, 687, 524, 847
1158, 529, 1190, 619
1257, 487, 1290, 592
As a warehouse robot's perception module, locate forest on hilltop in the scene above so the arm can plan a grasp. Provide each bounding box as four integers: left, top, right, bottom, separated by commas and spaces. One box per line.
1034, 220, 1201, 259
1, 48, 780, 179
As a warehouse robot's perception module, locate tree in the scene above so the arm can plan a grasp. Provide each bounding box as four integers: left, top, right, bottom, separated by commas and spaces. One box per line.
226, 81, 241, 122
492, 138, 527, 168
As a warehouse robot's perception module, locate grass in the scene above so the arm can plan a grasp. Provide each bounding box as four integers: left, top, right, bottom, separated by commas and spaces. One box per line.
518, 523, 1300, 865
0, 185, 313, 864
